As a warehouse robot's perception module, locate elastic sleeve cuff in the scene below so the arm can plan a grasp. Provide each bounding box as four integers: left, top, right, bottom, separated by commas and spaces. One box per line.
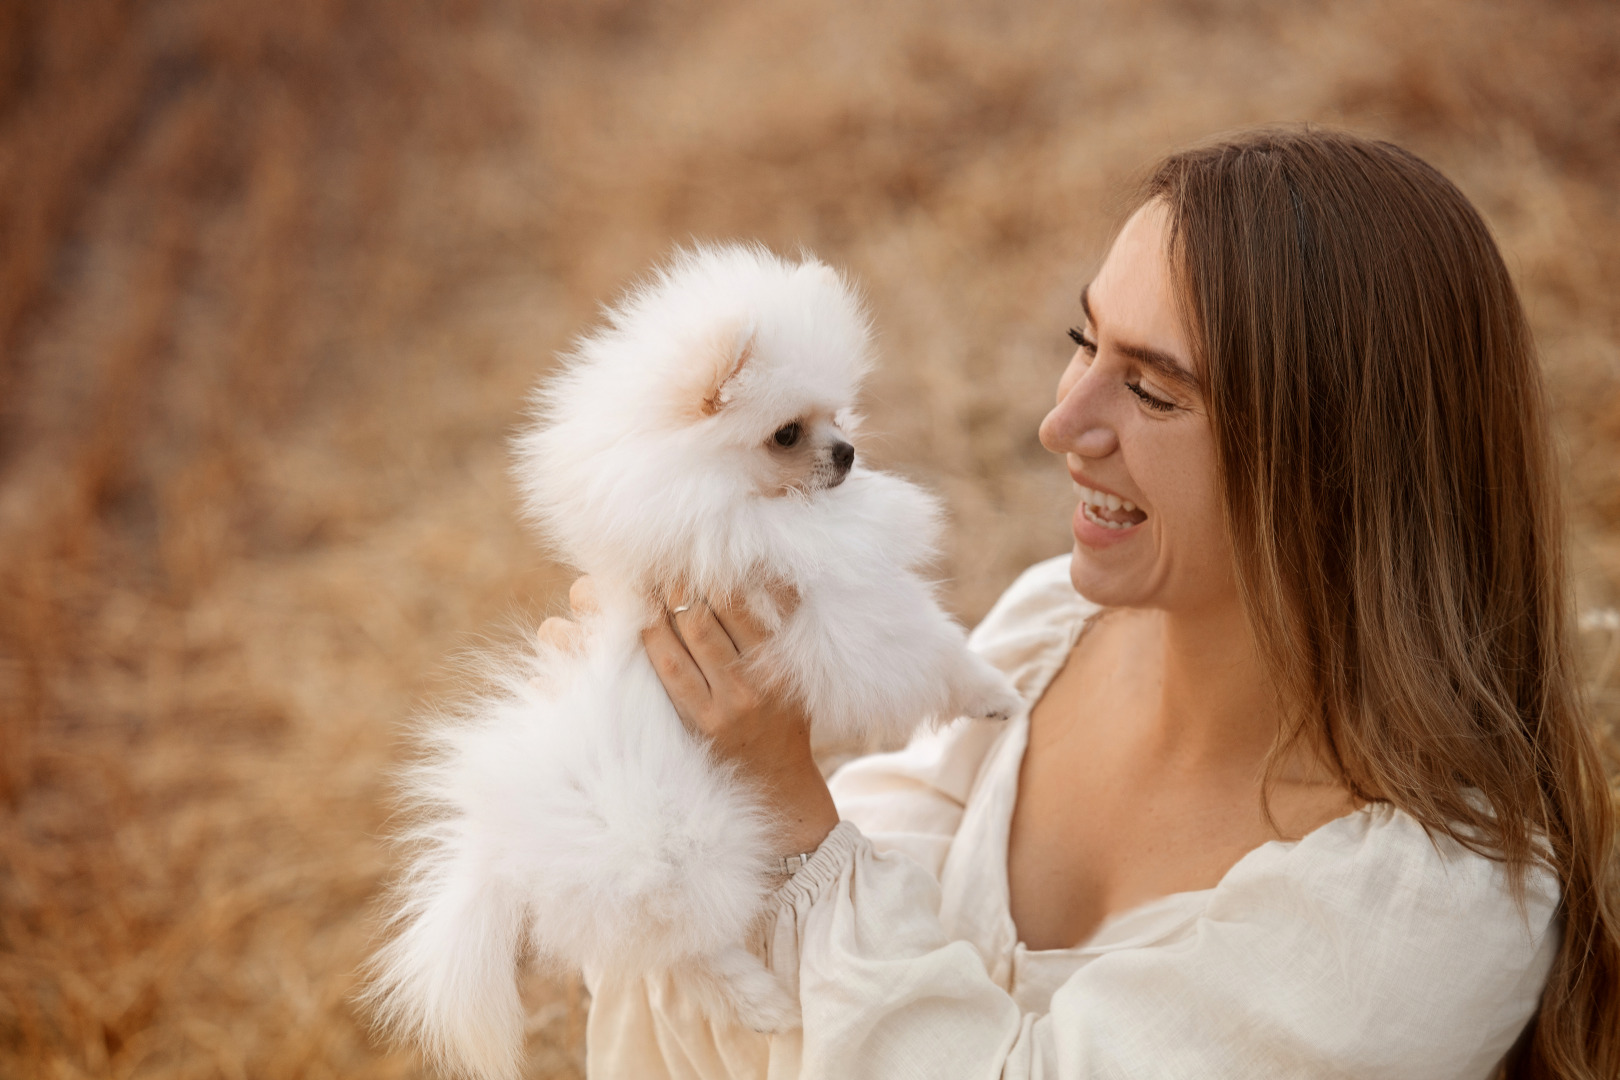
775, 819, 863, 907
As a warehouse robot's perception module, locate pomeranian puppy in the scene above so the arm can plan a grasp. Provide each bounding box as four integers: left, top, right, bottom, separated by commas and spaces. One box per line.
366, 244, 1019, 1080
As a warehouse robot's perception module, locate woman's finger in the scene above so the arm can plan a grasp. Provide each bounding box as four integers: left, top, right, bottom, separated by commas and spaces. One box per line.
569, 575, 600, 614
672, 600, 740, 683
641, 617, 712, 716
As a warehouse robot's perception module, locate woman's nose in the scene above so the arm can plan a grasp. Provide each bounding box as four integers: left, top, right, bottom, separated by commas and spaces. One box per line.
1039, 366, 1120, 459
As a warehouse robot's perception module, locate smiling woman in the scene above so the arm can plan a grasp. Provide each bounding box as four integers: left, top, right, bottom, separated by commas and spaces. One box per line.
576, 128, 1619, 1080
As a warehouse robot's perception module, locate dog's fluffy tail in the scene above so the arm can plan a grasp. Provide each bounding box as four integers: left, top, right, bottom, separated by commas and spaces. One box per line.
364, 810, 528, 1080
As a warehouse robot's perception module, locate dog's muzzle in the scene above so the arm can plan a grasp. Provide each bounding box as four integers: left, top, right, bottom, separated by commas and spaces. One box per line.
824, 440, 855, 488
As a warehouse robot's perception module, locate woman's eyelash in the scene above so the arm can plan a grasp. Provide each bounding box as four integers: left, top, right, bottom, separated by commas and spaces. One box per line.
1069, 327, 1175, 412
1127, 381, 1176, 412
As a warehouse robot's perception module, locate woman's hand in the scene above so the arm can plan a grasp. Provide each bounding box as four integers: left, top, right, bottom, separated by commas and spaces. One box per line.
538, 577, 839, 857
641, 592, 839, 858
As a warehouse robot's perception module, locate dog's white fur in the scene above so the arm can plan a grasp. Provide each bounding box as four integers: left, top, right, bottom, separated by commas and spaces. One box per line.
365, 244, 1020, 1080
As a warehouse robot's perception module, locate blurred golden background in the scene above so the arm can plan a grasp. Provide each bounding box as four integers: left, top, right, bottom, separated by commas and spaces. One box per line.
1, 0, 1617, 1077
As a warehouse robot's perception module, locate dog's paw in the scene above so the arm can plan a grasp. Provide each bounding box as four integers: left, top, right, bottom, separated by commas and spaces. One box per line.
965, 692, 1022, 722
732, 979, 801, 1034
947, 654, 1023, 723
680, 945, 801, 1034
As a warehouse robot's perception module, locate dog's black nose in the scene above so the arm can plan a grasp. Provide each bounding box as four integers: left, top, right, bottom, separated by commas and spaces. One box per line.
831, 440, 854, 474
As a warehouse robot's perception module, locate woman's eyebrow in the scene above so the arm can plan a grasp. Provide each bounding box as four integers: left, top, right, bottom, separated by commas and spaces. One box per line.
1080, 284, 1200, 392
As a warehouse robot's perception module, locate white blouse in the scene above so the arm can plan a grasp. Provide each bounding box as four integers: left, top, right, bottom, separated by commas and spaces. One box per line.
584, 556, 1561, 1079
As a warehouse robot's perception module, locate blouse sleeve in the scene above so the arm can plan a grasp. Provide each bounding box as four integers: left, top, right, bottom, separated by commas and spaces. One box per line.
765, 807, 1560, 1080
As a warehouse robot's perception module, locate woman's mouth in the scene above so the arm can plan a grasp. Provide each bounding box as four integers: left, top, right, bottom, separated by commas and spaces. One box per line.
1075, 483, 1148, 531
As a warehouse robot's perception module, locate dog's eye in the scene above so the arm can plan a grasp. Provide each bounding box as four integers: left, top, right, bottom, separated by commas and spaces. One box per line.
772, 422, 802, 448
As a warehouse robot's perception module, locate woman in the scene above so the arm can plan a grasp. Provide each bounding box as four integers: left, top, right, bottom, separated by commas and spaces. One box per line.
557, 128, 1620, 1078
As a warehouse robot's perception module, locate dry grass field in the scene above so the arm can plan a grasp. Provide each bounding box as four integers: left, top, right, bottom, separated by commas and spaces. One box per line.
1, 0, 1617, 1077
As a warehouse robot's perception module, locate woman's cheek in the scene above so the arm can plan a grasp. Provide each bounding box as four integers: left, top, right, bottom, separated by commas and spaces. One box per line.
1177, 461, 1237, 597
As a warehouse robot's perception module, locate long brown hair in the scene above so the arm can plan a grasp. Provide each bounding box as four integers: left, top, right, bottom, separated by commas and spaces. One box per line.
1138, 128, 1619, 1079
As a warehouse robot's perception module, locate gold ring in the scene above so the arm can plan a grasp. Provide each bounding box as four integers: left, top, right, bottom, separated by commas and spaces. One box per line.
671, 604, 692, 615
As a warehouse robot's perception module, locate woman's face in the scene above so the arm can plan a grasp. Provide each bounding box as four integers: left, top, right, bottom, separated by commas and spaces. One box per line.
1039, 201, 1237, 615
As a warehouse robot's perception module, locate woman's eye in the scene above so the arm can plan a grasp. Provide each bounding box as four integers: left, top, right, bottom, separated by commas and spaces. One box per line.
1067, 327, 1097, 355
1126, 381, 1176, 412
773, 422, 802, 448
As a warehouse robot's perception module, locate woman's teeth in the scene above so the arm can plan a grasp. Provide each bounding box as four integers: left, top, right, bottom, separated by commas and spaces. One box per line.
1075, 484, 1146, 530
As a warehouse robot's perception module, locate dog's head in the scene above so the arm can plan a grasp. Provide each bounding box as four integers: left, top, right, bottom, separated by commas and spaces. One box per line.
686, 315, 860, 497
517, 244, 875, 580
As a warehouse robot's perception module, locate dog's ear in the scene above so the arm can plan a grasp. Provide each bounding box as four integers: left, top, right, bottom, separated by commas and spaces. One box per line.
699, 321, 756, 416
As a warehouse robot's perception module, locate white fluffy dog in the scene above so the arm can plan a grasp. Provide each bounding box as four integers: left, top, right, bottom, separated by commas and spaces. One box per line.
366, 244, 1019, 1079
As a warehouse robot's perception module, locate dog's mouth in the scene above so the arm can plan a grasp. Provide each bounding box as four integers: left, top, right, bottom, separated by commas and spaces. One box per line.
808, 440, 854, 491
772, 443, 855, 496
790, 468, 847, 495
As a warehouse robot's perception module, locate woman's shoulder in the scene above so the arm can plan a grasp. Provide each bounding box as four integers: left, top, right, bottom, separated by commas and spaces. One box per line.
1214, 799, 1561, 963
1169, 800, 1561, 1073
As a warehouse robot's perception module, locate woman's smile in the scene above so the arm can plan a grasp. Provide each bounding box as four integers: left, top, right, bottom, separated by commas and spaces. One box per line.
1071, 476, 1147, 546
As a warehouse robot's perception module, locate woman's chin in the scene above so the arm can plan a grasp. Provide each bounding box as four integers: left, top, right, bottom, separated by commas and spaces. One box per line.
1066, 542, 1147, 609
1065, 501, 1160, 607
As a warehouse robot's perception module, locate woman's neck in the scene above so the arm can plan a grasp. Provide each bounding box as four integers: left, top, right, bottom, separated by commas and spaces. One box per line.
1117, 601, 1335, 786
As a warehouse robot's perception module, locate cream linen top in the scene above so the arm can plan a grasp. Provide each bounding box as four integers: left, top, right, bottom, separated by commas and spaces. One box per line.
584, 556, 1561, 1079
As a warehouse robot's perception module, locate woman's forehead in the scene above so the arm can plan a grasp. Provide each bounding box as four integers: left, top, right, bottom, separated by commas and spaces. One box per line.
1085, 203, 1197, 380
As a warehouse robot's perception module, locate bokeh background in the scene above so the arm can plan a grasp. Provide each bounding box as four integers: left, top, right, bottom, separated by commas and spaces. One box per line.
2, 0, 1618, 1076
